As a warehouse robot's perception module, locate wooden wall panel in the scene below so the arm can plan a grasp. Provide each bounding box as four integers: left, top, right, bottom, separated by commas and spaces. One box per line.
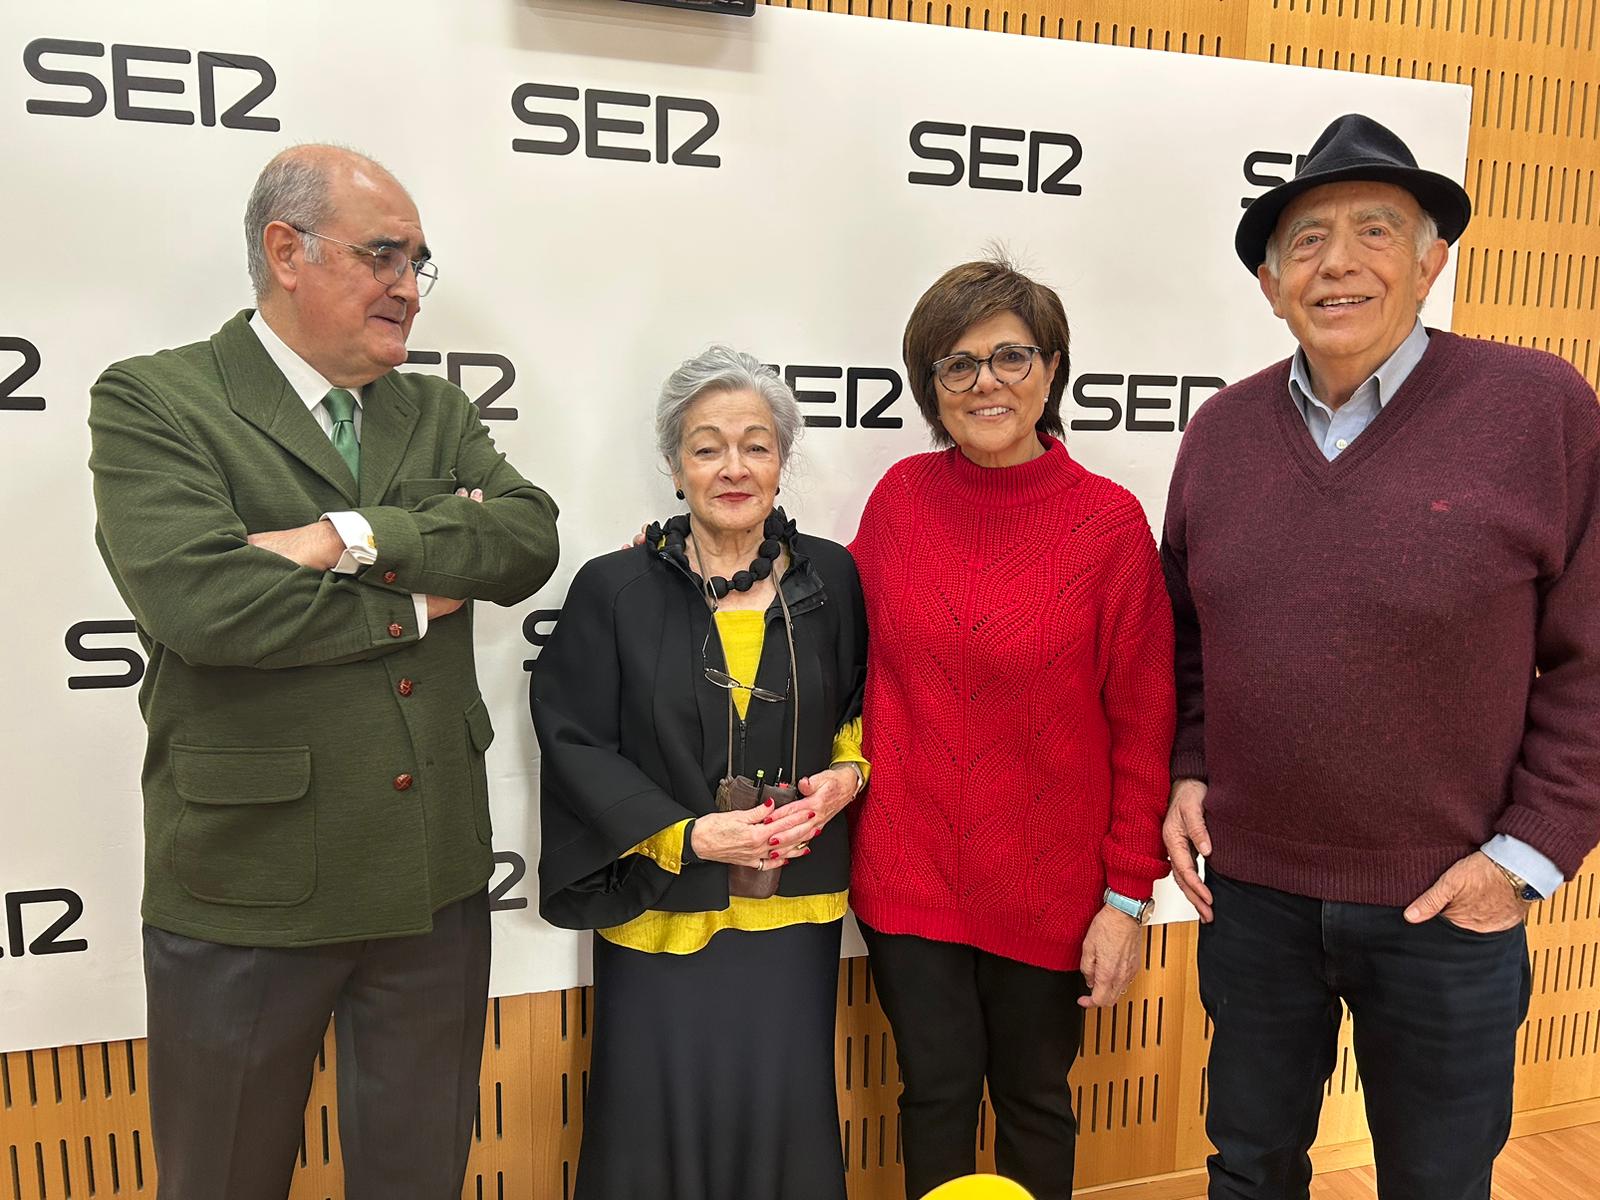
10, 854, 1596, 1199
5, 3, 1597, 1198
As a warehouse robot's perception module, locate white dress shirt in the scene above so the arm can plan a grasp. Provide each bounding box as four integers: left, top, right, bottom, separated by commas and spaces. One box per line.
247, 311, 428, 636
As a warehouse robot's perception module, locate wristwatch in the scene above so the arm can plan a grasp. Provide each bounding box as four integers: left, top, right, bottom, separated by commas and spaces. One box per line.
1493, 862, 1542, 903
1103, 888, 1156, 925
830, 760, 866, 797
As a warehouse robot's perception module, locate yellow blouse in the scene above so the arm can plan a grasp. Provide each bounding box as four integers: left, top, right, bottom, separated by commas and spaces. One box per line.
599, 608, 867, 955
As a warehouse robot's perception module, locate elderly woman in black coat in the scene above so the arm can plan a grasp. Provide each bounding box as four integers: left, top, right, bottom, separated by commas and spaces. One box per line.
533, 346, 869, 1200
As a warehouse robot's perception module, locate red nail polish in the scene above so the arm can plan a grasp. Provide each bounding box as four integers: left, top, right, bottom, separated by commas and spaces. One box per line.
764, 797, 775, 808
807, 811, 816, 820
769, 837, 779, 846
769, 849, 780, 859
762, 817, 772, 825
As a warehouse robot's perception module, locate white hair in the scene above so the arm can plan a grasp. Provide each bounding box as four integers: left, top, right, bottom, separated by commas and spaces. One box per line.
655, 346, 803, 472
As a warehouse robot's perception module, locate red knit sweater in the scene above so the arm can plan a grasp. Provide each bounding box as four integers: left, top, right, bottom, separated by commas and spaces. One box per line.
1164, 332, 1600, 905
848, 436, 1175, 971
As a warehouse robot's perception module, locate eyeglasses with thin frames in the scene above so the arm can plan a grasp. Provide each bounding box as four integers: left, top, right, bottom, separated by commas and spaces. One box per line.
289, 225, 439, 296
929, 343, 1041, 393
701, 621, 788, 704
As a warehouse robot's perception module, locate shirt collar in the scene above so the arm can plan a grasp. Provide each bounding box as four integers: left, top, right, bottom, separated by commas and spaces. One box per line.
247, 309, 361, 414
1288, 319, 1429, 419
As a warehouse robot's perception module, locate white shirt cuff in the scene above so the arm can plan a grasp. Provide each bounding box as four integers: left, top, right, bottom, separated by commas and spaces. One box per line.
1481, 835, 1564, 899
322, 511, 377, 575
412, 593, 429, 638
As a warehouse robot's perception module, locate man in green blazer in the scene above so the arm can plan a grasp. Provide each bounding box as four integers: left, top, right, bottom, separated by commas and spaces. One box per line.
88, 145, 560, 1200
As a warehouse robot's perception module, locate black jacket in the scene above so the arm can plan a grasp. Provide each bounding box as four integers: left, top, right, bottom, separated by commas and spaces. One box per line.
533, 528, 867, 930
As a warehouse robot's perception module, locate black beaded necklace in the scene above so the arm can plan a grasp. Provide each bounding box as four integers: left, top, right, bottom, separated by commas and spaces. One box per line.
651, 510, 790, 599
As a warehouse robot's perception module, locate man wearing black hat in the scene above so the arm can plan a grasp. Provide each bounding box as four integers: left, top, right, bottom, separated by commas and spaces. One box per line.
1161, 113, 1600, 1197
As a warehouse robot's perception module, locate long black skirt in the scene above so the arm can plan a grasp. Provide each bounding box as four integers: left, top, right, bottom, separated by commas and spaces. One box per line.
576, 919, 847, 1200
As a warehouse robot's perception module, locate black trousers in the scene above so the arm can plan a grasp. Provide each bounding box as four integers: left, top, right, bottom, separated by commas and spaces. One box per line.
859, 922, 1088, 1200
142, 889, 491, 1200
1199, 871, 1531, 1200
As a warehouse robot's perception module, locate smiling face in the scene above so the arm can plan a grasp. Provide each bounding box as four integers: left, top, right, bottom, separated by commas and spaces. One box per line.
934, 310, 1060, 469
673, 388, 782, 540
1258, 180, 1447, 393
274, 157, 426, 387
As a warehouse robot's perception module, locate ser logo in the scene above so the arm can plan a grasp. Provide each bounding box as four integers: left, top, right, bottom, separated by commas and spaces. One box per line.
522, 609, 561, 673
1070, 373, 1226, 434
1240, 150, 1311, 209
489, 852, 528, 913
67, 620, 145, 690
23, 39, 278, 130
406, 351, 518, 421
512, 84, 719, 167
1, 888, 88, 958
772, 365, 904, 430
2, 336, 43, 411
909, 121, 1083, 195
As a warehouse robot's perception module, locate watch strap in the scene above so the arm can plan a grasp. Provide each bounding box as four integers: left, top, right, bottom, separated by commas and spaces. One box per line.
1492, 860, 1541, 902
1103, 887, 1154, 924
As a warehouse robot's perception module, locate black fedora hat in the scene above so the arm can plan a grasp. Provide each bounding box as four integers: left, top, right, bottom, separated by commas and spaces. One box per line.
1234, 113, 1471, 272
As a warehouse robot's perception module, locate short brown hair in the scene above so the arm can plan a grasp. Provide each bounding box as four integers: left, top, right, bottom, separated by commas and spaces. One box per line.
901, 256, 1071, 446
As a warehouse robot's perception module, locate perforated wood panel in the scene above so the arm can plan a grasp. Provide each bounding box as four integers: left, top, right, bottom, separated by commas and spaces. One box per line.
6, 3, 1598, 1198
7, 860, 1597, 1199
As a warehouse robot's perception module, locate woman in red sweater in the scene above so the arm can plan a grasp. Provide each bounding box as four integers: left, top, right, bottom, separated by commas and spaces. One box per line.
849, 258, 1175, 1200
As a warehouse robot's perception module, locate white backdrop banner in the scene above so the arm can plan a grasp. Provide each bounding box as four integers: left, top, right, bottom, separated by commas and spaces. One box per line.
1, 0, 1470, 1053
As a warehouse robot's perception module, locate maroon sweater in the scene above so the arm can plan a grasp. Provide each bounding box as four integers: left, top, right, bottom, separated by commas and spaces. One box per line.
850, 437, 1174, 971
1164, 331, 1600, 905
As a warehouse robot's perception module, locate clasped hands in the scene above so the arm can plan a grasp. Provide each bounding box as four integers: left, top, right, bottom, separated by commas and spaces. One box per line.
1161, 778, 1531, 933
688, 765, 861, 870
246, 488, 483, 620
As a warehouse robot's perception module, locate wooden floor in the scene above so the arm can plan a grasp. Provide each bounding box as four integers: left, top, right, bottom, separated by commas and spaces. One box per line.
1172, 1123, 1600, 1199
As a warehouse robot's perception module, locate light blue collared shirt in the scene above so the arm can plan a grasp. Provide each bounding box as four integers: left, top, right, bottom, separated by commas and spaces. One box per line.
1286, 319, 1564, 900
1288, 319, 1429, 459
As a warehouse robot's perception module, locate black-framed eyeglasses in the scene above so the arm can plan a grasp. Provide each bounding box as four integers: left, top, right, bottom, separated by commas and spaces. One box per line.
289, 225, 439, 296
930, 344, 1041, 393
701, 623, 788, 704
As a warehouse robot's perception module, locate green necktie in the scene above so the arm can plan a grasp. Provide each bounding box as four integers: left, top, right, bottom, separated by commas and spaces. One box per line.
323, 387, 360, 482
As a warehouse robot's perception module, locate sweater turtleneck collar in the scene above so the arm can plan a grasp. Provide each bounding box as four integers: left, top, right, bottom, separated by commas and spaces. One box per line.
941, 433, 1085, 507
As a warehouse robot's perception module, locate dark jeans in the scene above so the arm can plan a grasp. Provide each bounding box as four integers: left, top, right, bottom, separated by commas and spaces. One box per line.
1199, 870, 1531, 1200
859, 922, 1087, 1200
142, 890, 491, 1200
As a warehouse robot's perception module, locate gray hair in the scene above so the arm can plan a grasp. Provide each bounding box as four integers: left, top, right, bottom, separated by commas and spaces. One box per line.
243, 150, 338, 298
655, 346, 803, 471
1264, 206, 1440, 278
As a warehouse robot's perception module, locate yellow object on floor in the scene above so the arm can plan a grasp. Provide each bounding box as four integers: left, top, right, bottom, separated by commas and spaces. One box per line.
919, 1175, 1036, 1200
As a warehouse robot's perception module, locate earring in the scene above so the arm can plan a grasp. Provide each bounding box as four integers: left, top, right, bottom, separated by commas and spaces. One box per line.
774, 487, 781, 496
675, 488, 685, 500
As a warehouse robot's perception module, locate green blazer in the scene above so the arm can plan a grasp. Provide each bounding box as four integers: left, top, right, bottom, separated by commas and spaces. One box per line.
88, 311, 559, 947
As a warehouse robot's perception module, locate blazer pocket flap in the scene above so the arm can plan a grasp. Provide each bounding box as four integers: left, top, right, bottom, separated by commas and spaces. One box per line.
394, 476, 459, 506
465, 697, 495, 753
172, 745, 312, 805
